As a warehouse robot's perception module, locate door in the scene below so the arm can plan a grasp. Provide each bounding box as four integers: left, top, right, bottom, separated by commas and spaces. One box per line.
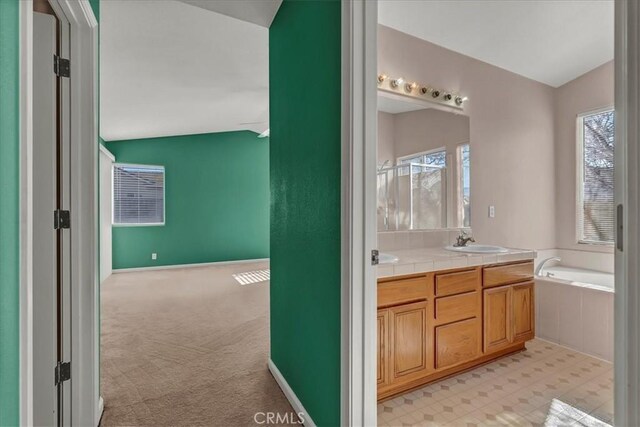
389, 301, 429, 383
512, 282, 535, 342
33, 11, 59, 426
99, 148, 115, 283
377, 309, 389, 387
33, 5, 72, 425
483, 285, 512, 353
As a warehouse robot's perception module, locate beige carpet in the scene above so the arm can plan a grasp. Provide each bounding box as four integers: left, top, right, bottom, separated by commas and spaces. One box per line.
100, 262, 295, 427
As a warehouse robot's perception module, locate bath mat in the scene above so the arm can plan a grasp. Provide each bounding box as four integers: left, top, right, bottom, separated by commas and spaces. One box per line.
233, 269, 270, 285
544, 399, 610, 427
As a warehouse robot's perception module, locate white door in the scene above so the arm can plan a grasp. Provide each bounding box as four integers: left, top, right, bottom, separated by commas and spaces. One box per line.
100, 148, 114, 283
33, 11, 59, 426
33, 9, 72, 426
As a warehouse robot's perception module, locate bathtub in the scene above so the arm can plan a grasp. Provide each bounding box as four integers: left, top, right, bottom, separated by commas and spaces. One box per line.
535, 264, 614, 362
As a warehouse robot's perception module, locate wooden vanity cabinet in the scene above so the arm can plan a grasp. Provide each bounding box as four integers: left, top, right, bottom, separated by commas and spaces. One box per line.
377, 260, 535, 401
377, 275, 432, 397
389, 301, 430, 383
512, 282, 535, 342
483, 285, 513, 353
377, 310, 390, 387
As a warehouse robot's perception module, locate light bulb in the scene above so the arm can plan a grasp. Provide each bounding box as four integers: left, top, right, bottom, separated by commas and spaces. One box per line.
377, 74, 387, 84
391, 78, 404, 88
405, 82, 418, 92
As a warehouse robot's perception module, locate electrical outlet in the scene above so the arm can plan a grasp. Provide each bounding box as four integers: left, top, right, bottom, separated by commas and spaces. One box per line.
488, 205, 495, 218
151, 253, 157, 260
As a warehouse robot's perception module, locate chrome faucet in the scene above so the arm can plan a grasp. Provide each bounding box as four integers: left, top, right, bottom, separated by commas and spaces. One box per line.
535, 257, 561, 276
454, 231, 475, 247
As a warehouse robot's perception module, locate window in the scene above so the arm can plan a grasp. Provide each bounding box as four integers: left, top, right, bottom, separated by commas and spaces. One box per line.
457, 144, 470, 227
577, 109, 614, 244
113, 163, 165, 225
397, 148, 446, 176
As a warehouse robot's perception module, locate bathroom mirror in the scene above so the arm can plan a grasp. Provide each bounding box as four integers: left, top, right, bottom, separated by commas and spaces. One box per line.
377, 91, 470, 231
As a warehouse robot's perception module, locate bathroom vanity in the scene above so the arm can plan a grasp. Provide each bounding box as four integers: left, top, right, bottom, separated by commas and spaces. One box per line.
377, 255, 535, 401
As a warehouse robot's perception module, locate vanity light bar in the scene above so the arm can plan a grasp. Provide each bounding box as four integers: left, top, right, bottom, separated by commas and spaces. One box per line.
377, 73, 467, 110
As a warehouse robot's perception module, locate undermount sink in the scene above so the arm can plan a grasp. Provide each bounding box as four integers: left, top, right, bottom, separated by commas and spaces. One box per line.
379, 252, 399, 264
445, 244, 508, 254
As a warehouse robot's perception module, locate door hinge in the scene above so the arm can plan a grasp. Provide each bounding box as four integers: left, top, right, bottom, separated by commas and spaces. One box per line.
617, 204, 623, 251
371, 249, 379, 266
54, 54, 70, 78
55, 361, 71, 386
54, 210, 71, 230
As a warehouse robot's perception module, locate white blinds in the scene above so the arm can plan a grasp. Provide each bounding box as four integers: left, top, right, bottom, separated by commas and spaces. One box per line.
113, 164, 165, 225
581, 110, 614, 243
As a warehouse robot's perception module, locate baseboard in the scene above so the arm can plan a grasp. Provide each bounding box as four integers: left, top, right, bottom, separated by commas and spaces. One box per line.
97, 396, 104, 426
112, 258, 270, 273
267, 359, 316, 427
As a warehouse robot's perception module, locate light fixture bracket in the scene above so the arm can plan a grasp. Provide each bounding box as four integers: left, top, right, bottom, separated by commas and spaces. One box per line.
377, 73, 466, 111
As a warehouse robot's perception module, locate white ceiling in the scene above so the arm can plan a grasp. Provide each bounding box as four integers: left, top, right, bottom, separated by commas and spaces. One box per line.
100, 0, 269, 141
378, 0, 614, 88
177, 0, 282, 28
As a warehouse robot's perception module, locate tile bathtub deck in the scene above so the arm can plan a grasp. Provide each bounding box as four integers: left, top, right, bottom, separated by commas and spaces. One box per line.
377, 339, 613, 427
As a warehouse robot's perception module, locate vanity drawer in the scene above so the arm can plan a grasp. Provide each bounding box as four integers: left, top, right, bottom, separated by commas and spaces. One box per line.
435, 318, 481, 370
378, 276, 429, 307
483, 261, 534, 288
434, 291, 479, 325
435, 269, 479, 297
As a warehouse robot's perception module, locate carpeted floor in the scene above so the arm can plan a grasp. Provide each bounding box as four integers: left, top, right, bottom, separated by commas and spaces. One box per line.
100, 262, 295, 426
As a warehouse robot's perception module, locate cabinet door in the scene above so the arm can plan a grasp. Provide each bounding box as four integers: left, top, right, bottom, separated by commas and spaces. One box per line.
512, 282, 535, 342
377, 309, 390, 386
435, 318, 480, 370
483, 285, 512, 353
390, 301, 429, 383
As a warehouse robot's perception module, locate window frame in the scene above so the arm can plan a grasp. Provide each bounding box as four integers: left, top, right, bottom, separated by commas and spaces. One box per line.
112, 162, 166, 227
456, 143, 470, 228
396, 147, 447, 169
575, 106, 615, 246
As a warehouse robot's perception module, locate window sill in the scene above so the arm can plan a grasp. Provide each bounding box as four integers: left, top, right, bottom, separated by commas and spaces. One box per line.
112, 223, 165, 227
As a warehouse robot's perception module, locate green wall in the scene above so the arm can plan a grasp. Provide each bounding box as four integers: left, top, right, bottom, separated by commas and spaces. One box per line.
269, 1, 342, 426
0, 0, 21, 424
106, 131, 269, 269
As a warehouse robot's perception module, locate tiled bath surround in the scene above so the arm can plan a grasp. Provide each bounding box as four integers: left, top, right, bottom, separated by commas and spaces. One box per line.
534, 248, 614, 362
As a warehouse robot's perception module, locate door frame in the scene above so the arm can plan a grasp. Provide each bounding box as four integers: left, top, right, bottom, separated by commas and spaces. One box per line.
614, 0, 640, 425
19, 0, 99, 425
341, 0, 378, 425
347, 1, 640, 426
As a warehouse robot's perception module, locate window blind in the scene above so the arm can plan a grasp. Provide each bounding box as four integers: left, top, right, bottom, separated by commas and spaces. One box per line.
581, 110, 614, 243
113, 164, 165, 225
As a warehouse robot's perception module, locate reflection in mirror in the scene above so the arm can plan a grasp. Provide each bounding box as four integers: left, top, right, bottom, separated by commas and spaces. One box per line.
377, 92, 470, 231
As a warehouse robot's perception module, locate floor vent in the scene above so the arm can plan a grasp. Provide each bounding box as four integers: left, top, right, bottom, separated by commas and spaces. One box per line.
233, 269, 270, 285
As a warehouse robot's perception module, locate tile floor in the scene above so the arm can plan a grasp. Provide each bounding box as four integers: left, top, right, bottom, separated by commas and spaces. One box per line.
377, 339, 613, 427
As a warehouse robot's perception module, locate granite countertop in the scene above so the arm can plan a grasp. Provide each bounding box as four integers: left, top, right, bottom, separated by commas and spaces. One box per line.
377, 247, 536, 278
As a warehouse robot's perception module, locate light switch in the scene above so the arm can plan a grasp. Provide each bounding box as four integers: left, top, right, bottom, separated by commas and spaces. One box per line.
488, 205, 495, 218
152, 253, 157, 260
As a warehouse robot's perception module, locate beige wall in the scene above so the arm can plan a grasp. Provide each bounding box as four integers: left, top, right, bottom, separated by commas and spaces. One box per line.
554, 61, 614, 253
379, 25, 556, 249
394, 108, 470, 160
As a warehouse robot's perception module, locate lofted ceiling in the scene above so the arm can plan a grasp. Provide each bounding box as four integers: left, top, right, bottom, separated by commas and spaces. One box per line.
177, 0, 282, 28
100, 0, 270, 141
378, 0, 614, 88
